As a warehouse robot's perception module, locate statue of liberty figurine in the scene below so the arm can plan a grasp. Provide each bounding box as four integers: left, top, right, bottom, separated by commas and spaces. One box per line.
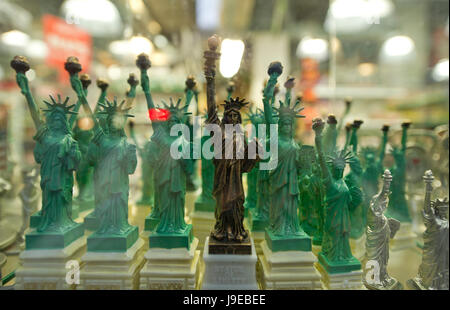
408, 170, 449, 290
66, 56, 138, 251
345, 120, 365, 239
312, 117, 362, 272
385, 122, 412, 223
298, 151, 325, 246
137, 53, 194, 249
246, 108, 269, 231
70, 74, 94, 214
11, 56, 83, 248
129, 120, 154, 207
364, 169, 402, 290
360, 125, 389, 229
262, 64, 311, 252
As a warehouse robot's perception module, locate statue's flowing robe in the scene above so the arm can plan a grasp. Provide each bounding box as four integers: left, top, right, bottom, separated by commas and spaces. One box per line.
299, 172, 323, 239
345, 157, 365, 239
365, 207, 391, 284
418, 209, 449, 289
139, 140, 154, 205
73, 124, 94, 203
322, 178, 362, 262
212, 124, 258, 237
387, 157, 411, 222
34, 126, 80, 232
268, 139, 303, 236
148, 128, 191, 234
361, 162, 382, 227
88, 132, 136, 234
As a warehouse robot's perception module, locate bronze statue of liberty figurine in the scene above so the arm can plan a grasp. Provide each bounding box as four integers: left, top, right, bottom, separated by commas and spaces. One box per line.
204, 35, 260, 244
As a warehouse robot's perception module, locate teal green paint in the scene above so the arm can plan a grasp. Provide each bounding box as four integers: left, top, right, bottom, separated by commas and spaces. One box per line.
25, 223, 84, 250
318, 252, 361, 274
265, 229, 312, 252
87, 225, 139, 252
149, 224, 194, 250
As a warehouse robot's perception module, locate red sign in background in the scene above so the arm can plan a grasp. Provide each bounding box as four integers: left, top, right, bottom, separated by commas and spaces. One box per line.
42, 14, 92, 82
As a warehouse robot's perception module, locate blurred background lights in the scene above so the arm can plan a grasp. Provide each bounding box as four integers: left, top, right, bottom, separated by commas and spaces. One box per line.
325, 0, 394, 34
61, 0, 123, 37
381, 35, 415, 57
296, 37, 329, 62
129, 36, 153, 55
432, 58, 449, 82
1, 30, 30, 48
358, 62, 377, 77
196, 0, 222, 31
219, 39, 245, 78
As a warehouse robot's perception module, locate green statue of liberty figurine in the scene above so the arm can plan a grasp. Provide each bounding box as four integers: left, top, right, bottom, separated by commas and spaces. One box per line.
262, 64, 311, 252
313, 117, 362, 273
249, 82, 280, 233
137, 53, 194, 249
11, 56, 84, 249
129, 120, 154, 207
66, 56, 138, 251
70, 74, 95, 214
385, 122, 412, 223
193, 80, 223, 214
345, 120, 365, 239
246, 108, 269, 231
360, 125, 389, 229
298, 150, 325, 245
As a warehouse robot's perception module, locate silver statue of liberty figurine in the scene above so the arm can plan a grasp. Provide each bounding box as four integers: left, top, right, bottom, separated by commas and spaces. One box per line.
363, 169, 402, 290
408, 170, 449, 290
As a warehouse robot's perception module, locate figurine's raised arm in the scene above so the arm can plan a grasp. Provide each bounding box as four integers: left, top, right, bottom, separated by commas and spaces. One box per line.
10, 56, 42, 129
350, 120, 364, 153
124, 73, 139, 109
68, 73, 91, 128
65, 57, 100, 133
284, 76, 295, 106
323, 115, 338, 155
94, 78, 109, 113
262, 62, 283, 125
344, 123, 352, 150
337, 97, 352, 134
313, 118, 332, 187
184, 76, 197, 114
136, 53, 155, 111
203, 35, 221, 125
378, 124, 390, 169
226, 81, 235, 101
401, 121, 411, 153
423, 170, 434, 216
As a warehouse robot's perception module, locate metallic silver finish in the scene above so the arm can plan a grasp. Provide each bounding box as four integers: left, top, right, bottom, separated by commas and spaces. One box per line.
408, 170, 449, 290
364, 170, 403, 290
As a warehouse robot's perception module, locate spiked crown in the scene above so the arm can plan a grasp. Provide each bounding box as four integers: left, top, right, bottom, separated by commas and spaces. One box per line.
159, 97, 191, 121
222, 97, 248, 113
273, 99, 305, 120
326, 149, 354, 169
245, 108, 265, 124
42, 94, 77, 116
97, 97, 134, 118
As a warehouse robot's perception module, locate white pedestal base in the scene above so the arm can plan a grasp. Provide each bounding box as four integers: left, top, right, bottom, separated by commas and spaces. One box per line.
191, 211, 215, 251
350, 234, 366, 261
315, 262, 365, 290
390, 223, 417, 251
15, 236, 86, 290
258, 240, 321, 290
248, 229, 265, 256
79, 238, 145, 290
139, 237, 201, 290
201, 237, 258, 290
